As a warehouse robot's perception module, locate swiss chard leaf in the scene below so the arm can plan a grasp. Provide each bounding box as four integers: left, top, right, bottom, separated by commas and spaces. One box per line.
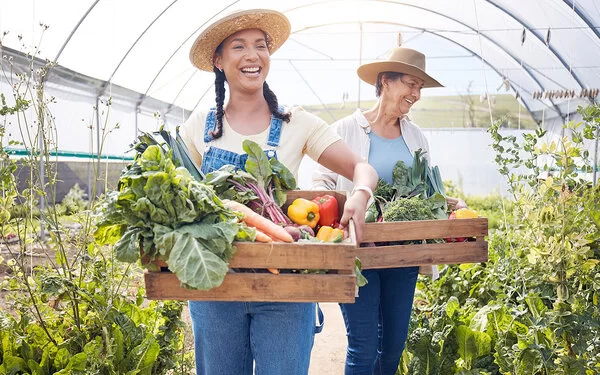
243, 139, 273, 188
270, 158, 296, 190
114, 227, 145, 263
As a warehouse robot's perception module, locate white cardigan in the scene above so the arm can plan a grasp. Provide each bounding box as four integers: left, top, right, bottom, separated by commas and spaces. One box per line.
311, 108, 438, 278
312, 108, 431, 190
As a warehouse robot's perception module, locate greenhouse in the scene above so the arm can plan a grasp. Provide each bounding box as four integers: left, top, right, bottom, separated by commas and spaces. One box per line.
1, 1, 599, 374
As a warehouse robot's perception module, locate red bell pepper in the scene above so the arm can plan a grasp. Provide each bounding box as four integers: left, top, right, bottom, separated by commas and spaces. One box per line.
312, 194, 339, 227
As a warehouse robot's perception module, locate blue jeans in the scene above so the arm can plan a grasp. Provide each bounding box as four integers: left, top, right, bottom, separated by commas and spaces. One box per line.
340, 267, 419, 375
189, 301, 316, 375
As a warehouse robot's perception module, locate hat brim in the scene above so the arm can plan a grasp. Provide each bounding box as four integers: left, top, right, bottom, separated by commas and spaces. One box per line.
190, 9, 291, 72
357, 61, 443, 88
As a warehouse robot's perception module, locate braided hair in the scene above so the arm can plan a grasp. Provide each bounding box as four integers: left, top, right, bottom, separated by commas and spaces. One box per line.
211, 67, 227, 139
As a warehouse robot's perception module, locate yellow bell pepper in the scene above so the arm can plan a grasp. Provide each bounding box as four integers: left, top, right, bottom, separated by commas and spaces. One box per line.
316, 225, 344, 243
287, 198, 320, 228
454, 208, 479, 219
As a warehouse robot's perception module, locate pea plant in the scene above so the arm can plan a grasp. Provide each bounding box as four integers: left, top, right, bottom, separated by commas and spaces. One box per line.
400, 104, 600, 374
0, 30, 192, 374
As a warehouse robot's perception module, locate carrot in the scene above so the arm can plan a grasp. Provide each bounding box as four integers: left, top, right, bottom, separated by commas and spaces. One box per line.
251, 229, 279, 274
253, 229, 273, 243
223, 199, 294, 243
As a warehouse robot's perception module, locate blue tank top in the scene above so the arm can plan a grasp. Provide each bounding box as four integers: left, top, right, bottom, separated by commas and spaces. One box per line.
368, 132, 413, 185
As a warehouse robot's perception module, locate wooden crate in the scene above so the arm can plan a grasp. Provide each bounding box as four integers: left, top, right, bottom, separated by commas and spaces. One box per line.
144, 190, 357, 302
355, 218, 488, 269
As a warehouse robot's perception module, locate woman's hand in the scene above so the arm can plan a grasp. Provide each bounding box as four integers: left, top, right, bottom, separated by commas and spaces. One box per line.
339, 189, 371, 243
317, 141, 378, 243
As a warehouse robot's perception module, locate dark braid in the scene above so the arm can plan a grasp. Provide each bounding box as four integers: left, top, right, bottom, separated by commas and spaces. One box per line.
263, 82, 291, 123
211, 67, 226, 139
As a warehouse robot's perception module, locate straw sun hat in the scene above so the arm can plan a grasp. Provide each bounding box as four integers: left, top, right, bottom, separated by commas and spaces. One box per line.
357, 46, 443, 88
189, 9, 291, 72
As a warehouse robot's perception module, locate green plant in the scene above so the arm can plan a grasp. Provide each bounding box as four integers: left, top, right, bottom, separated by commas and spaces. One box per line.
1, 31, 192, 374
401, 104, 600, 374
57, 183, 88, 216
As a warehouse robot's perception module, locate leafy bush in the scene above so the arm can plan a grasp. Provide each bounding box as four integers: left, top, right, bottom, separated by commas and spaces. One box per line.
401, 104, 600, 374
1, 43, 193, 374
57, 183, 88, 216
0, 242, 191, 374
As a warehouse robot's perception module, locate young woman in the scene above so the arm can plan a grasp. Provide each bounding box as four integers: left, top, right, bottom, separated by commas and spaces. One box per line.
180, 9, 377, 375
312, 45, 466, 374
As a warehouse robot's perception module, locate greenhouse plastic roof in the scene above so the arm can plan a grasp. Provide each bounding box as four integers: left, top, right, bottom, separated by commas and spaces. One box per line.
2, 0, 600, 125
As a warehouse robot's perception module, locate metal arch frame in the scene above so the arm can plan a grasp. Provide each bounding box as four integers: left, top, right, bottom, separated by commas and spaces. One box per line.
53, 0, 586, 121
561, 0, 599, 104
101, 0, 179, 92
293, 21, 541, 121
136, 1, 240, 108
562, 0, 600, 39
286, 0, 564, 120
53, 0, 100, 62
486, 0, 589, 95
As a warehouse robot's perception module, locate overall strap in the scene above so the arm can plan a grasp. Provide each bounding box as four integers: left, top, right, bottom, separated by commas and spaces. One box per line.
265, 105, 286, 147
204, 108, 217, 142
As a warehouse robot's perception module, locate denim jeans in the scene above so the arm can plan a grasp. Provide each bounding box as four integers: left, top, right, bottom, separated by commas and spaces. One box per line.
340, 267, 419, 375
189, 301, 316, 375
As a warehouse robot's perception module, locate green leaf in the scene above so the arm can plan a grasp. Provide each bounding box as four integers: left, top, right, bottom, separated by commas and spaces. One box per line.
94, 223, 125, 245
26, 360, 42, 374
66, 352, 87, 371
354, 257, 368, 287
161, 230, 230, 290
126, 336, 160, 375
516, 348, 543, 375
243, 139, 273, 188
2, 356, 27, 375
445, 296, 460, 318
112, 325, 125, 365
54, 348, 70, 370
456, 325, 491, 366
270, 158, 296, 190
114, 228, 143, 263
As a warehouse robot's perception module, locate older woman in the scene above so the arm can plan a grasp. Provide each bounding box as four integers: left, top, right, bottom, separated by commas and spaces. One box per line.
312, 44, 466, 374
180, 9, 377, 375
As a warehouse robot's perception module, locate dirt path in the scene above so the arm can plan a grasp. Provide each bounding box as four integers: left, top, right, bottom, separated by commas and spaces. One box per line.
309, 302, 346, 374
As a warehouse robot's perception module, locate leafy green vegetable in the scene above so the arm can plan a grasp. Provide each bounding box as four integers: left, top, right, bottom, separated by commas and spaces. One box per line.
203, 139, 297, 225
370, 149, 448, 223
95, 132, 254, 290
382, 197, 434, 222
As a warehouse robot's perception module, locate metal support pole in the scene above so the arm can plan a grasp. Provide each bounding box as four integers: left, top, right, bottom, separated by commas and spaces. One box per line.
593, 126, 599, 187
96, 96, 101, 196
36, 84, 45, 239
357, 23, 363, 109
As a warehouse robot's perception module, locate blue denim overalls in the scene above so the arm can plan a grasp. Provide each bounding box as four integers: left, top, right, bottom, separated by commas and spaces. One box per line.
189, 108, 319, 375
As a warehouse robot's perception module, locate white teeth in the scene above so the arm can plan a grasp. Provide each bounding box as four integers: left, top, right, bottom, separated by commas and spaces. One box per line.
242, 67, 259, 73
405, 98, 413, 104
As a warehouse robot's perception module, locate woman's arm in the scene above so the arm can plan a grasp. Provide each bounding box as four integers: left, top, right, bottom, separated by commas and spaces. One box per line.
317, 140, 378, 242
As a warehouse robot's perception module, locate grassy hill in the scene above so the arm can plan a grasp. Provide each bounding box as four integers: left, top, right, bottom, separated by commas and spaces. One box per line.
304, 94, 537, 129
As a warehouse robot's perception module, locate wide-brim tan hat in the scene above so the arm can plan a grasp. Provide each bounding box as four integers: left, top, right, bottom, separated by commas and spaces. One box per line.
190, 9, 291, 72
357, 47, 443, 88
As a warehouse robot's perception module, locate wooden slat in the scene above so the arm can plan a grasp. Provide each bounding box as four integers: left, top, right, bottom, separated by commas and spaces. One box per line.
144, 271, 356, 302
230, 242, 354, 269
362, 218, 488, 243
355, 241, 488, 269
